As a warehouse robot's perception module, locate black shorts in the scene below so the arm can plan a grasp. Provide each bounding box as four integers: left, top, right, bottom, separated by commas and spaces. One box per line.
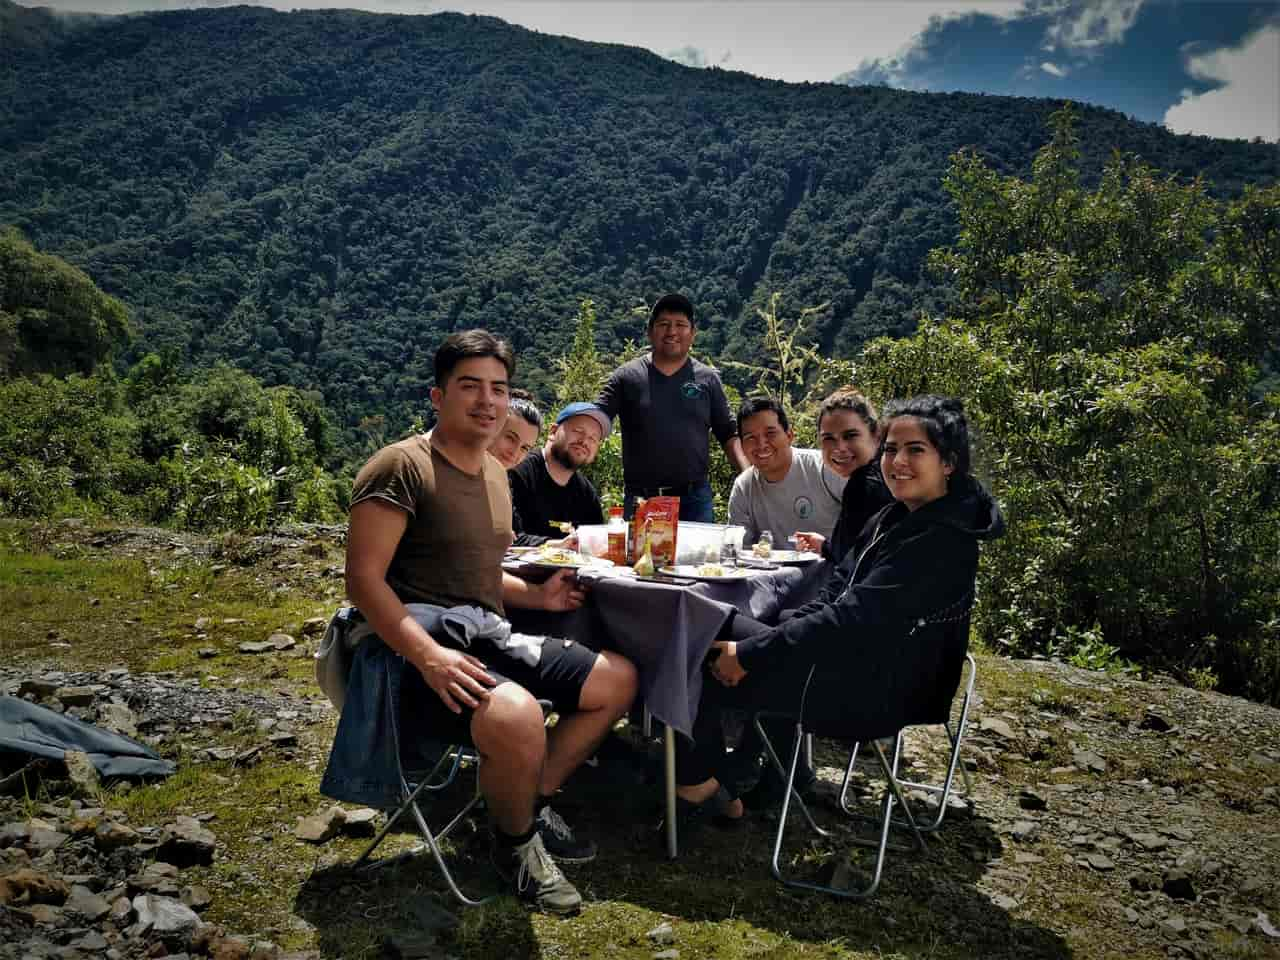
398, 634, 598, 767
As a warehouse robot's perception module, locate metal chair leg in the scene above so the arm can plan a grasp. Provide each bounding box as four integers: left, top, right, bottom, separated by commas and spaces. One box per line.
769, 729, 923, 899
754, 713, 828, 839
893, 653, 978, 831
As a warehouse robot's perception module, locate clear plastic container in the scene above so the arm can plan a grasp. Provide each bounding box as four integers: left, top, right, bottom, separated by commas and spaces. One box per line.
576, 524, 610, 559
675, 522, 745, 565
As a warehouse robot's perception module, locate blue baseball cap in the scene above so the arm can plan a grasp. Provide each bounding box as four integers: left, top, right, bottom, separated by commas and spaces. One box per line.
555, 401, 612, 439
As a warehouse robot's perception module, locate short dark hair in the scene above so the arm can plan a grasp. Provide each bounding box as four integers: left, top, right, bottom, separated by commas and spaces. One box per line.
817, 388, 878, 434
434, 329, 515, 388
879, 395, 971, 479
648, 293, 695, 330
736, 396, 790, 436
509, 397, 542, 430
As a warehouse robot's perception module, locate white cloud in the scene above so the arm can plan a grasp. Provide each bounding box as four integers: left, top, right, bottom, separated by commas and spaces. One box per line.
22, 1, 1024, 85
1040, 60, 1068, 76
1164, 24, 1280, 142
1043, 0, 1144, 52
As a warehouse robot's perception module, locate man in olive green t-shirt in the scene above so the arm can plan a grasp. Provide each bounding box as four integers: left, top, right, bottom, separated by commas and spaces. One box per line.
341, 329, 638, 915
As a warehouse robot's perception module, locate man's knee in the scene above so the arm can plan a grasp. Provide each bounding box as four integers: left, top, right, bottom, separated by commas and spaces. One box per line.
583, 651, 638, 713
471, 683, 545, 763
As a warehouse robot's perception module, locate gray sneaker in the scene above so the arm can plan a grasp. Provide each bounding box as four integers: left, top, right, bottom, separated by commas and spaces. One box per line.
495, 832, 583, 915
536, 805, 598, 863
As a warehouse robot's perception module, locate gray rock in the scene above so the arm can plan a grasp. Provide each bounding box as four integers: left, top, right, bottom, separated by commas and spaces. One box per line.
653, 951, 679, 960
979, 717, 1016, 740
18, 678, 60, 699
300, 617, 327, 636
132, 893, 201, 941
1160, 915, 1187, 936
646, 922, 675, 945
94, 820, 140, 852
72, 930, 110, 952
64, 884, 110, 921
109, 896, 133, 926
1255, 911, 1280, 939
1084, 854, 1115, 871
1138, 710, 1173, 732
237, 642, 274, 655
1071, 749, 1106, 773
54, 687, 97, 708
62, 751, 100, 798
1010, 820, 1040, 843
156, 816, 216, 867
129, 861, 182, 896
1, 822, 69, 854
1239, 877, 1267, 899
180, 885, 212, 912
1129, 871, 1161, 892
339, 808, 379, 838
194, 617, 212, 631
294, 807, 345, 844
98, 702, 139, 739
197, 649, 218, 660
266, 633, 296, 651
249, 943, 281, 960
1129, 832, 1168, 851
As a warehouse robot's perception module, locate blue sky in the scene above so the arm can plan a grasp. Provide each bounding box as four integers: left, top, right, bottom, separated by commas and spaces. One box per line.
23, 0, 1280, 141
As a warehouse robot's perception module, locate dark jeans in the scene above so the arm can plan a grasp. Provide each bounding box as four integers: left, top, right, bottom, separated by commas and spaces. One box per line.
623, 481, 716, 523
676, 612, 816, 787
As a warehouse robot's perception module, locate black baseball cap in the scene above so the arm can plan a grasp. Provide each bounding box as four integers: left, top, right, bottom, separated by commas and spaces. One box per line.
648, 293, 695, 328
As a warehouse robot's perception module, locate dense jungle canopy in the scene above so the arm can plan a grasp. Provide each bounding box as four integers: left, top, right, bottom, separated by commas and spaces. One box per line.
1, 0, 1276, 446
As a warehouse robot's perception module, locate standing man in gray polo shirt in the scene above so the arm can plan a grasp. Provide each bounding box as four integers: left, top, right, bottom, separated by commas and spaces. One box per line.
596, 293, 749, 522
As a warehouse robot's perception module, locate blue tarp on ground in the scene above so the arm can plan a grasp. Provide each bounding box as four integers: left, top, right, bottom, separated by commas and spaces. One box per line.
0, 695, 175, 779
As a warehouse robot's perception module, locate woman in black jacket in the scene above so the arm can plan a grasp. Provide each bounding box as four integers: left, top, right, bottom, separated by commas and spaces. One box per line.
794, 388, 894, 565
675, 395, 1005, 819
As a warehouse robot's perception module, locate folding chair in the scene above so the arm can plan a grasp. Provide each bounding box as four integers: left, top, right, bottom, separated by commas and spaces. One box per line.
331, 641, 552, 907
754, 667, 927, 900
839, 652, 977, 831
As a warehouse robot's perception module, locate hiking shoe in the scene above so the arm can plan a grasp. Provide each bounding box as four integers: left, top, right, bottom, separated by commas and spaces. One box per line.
536, 804, 598, 863
494, 832, 583, 915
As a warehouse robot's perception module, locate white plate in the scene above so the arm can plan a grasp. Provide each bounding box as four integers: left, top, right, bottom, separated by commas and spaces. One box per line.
527, 554, 614, 570
758, 549, 821, 565
658, 564, 757, 582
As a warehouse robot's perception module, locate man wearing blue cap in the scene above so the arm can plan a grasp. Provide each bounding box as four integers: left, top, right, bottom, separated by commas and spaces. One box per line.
508, 402, 610, 541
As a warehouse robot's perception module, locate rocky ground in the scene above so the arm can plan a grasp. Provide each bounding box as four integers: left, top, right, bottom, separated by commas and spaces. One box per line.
2, 519, 1279, 959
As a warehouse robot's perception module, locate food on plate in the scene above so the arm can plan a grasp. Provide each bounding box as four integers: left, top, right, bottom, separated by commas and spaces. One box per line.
752, 541, 773, 558
538, 546, 579, 564
695, 563, 726, 577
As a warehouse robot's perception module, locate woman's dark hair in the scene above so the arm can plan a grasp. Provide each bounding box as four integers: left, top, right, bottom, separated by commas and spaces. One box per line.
879, 395, 971, 478
434, 329, 515, 387
736, 396, 790, 436
508, 397, 543, 430
817, 387, 878, 434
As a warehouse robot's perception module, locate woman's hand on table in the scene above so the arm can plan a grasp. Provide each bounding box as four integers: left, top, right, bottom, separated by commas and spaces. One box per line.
547, 533, 579, 550
793, 531, 825, 554
710, 640, 747, 686
539, 568, 587, 611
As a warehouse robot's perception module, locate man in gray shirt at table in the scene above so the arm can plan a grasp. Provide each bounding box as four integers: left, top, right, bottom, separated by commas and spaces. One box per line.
729, 397, 846, 547
596, 293, 748, 522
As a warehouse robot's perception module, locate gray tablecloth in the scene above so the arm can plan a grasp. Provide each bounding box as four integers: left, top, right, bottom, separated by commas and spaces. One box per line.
576, 562, 829, 737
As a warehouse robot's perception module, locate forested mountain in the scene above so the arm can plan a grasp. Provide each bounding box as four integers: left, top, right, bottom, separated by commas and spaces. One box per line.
2, 0, 1276, 440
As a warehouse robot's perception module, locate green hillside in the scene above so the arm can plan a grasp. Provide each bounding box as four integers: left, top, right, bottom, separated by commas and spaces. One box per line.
2, 1, 1275, 439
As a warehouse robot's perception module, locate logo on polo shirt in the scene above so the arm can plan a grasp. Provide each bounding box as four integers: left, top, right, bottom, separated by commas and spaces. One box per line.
681, 381, 702, 401
795, 496, 814, 520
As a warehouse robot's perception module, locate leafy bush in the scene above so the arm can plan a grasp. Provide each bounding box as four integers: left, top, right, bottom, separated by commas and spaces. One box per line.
857, 107, 1280, 704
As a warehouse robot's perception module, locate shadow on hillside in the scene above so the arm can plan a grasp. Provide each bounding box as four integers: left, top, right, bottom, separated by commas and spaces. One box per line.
294, 736, 1071, 960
